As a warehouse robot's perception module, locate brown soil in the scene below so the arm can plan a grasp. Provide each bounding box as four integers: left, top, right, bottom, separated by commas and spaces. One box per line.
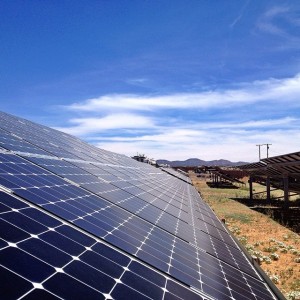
190, 172, 300, 299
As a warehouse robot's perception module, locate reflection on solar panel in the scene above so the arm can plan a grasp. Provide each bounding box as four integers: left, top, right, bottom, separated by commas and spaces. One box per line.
160, 167, 191, 184
0, 111, 281, 299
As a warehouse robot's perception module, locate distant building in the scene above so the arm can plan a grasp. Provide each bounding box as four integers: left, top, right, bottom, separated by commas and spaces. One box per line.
132, 154, 146, 162
132, 154, 156, 166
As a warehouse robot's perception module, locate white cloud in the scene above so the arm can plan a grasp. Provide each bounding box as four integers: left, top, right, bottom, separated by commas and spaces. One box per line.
100, 128, 209, 144
264, 6, 289, 18
230, 0, 250, 29
64, 74, 300, 112
54, 113, 154, 135
257, 6, 289, 35
202, 117, 297, 129
92, 116, 300, 162
97, 128, 300, 162
126, 78, 149, 85
256, 5, 300, 49
53, 74, 300, 162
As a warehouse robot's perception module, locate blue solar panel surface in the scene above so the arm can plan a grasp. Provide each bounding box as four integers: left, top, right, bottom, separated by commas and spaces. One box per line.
0, 111, 278, 300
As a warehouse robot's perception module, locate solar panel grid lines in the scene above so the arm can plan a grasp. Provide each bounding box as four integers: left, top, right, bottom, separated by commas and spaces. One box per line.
23, 156, 198, 234
0, 154, 247, 274
0, 158, 268, 298
189, 193, 264, 297
0, 112, 116, 164
0, 111, 281, 300
0, 192, 211, 300
1, 192, 276, 300
184, 191, 245, 262
0, 130, 65, 160
184, 187, 204, 289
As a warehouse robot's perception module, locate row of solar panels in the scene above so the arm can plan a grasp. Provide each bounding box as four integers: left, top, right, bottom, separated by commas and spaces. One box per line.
0, 111, 280, 299
240, 151, 300, 179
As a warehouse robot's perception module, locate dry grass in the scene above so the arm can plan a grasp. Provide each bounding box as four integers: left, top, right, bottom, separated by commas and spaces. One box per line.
190, 173, 300, 300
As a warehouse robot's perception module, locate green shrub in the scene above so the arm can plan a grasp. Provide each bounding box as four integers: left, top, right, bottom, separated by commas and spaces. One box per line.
286, 291, 300, 300
238, 236, 248, 245
269, 274, 280, 284
263, 245, 278, 253
270, 253, 279, 261
263, 256, 272, 264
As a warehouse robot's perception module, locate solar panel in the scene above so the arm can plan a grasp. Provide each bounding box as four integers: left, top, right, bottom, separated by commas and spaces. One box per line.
261, 152, 300, 178
1, 191, 208, 300
0, 111, 281, 299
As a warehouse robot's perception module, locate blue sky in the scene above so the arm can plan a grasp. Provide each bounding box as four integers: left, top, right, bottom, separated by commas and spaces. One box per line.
1, 0, 300, 162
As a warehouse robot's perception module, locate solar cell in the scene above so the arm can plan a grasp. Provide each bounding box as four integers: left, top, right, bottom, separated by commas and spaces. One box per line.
0, 128, 53, 156
0, 192, 210, 300
0, 111, 281, 300
0, 153, 253, 274
21, 155, 237, 248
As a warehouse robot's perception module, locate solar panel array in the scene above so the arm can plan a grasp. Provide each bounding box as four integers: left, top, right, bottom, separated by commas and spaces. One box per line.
0, 111, 280, 300
262, 152, 300, 178
240, 152, 300, 194
240, 152, 300, 178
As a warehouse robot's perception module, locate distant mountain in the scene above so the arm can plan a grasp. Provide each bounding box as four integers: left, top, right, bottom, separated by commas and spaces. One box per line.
156, 158, 248, 167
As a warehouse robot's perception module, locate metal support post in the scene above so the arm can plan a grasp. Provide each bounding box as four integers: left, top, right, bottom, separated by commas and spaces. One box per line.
248, 176, 253, 204
266, 177, 271, 204
283, 176, 289, 210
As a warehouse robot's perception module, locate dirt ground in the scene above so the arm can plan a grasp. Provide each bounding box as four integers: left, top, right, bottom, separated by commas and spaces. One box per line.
190, 172, 300, 300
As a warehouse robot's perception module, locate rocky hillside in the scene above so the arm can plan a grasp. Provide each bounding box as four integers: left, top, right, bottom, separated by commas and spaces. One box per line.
157, 158, 248, 167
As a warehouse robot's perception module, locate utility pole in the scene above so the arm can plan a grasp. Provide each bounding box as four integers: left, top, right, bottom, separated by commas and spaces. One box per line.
266, 143, 272, 158
256, 143, 272, 160
256, 144, 262, 161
